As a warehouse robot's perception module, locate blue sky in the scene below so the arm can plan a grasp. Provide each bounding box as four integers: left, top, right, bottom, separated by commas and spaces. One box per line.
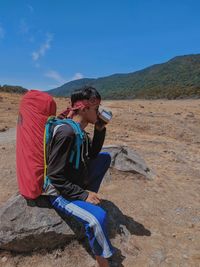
0, 0, 200, 90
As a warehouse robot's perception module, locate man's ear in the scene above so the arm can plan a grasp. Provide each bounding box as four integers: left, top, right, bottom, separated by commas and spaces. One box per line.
83, 107, 90, 112
79, 107, 87, 116
81, 107, 87, 113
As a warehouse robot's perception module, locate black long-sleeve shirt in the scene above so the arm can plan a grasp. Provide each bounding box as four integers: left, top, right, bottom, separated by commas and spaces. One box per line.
46, 123, 106, 201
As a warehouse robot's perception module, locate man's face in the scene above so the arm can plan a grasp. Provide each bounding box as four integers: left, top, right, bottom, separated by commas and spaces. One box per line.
81, 104, 99, 124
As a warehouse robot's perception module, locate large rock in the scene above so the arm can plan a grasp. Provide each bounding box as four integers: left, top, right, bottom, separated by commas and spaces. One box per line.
0, 194, 82, 252
0, 194, 151, 252
102, 145, 156, 180
0, 145, 153, 252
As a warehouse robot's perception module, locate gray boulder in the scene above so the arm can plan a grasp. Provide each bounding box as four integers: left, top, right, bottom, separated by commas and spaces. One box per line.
102, 145, 156, 180
0, 194, 82, 252
0, 194, 151, 252
0, 146, 153, 252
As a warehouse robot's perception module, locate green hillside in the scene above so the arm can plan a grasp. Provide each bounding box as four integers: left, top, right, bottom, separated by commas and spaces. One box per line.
48, 54, 200, 99
0, 85, 28, 94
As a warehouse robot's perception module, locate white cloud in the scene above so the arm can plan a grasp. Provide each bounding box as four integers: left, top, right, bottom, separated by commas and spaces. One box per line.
0, 24, 5, 39
45, 70, 67, 85
27, 4, 34, 13
46, 84, 61, 89
72, 72, 84, 80
35, 62, 40, 68
32, 33, 53, 61
28, 35, 35, 43
45, 70, 84, 86
19, 19, 29, 35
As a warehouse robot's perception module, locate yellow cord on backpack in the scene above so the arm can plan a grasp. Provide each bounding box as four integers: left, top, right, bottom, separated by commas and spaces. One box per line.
43, 127, 47, 181
43, 116, 55, 184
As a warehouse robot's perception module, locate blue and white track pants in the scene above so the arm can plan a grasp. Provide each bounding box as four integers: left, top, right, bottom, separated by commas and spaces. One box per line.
49, 152, 114, 258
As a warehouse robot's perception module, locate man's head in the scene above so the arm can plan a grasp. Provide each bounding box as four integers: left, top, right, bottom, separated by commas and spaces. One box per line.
71, 86, 101, 124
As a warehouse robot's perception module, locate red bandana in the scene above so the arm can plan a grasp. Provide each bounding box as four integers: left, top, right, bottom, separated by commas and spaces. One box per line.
58, 98, 101, 119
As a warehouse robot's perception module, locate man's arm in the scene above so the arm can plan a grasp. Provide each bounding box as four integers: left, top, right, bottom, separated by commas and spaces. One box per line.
47, 124, 89, 201
88, 126, 106, 159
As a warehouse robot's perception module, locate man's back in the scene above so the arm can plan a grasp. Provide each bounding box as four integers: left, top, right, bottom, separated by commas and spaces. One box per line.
46, 122, 106, 200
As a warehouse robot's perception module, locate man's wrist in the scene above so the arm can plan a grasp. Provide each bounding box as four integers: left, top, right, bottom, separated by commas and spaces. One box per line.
95, 120, 107, 131
95, 124, 105, 131
82, 190, 89, 201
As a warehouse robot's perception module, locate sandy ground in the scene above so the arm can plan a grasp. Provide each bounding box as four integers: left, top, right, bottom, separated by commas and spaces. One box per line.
0, 92, 200, 267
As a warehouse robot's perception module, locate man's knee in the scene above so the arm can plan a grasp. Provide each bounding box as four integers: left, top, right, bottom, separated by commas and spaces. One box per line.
89, 207, 107, 228
101, 152, 111, 168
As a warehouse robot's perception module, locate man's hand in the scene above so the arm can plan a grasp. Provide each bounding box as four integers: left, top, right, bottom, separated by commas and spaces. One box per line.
95, 118, 107, 131
86, 191, 101, 205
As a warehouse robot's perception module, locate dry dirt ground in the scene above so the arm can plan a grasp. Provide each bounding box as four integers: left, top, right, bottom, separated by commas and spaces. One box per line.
0, 92, 199, 267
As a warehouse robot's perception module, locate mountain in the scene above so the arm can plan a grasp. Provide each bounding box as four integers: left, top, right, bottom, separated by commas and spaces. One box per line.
49, 54, 200, 99
47, 78, 95, 97
0, 85, 28, 94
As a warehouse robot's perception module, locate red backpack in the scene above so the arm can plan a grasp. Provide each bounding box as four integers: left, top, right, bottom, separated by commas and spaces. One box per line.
16, 90, 84, 200
16, 90, 57, 199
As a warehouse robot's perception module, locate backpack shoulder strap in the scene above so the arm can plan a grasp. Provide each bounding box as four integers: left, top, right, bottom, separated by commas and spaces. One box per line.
61, 119, 85, 169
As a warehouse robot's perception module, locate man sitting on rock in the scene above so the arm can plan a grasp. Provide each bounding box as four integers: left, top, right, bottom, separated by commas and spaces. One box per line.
46, 86, 114, 267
